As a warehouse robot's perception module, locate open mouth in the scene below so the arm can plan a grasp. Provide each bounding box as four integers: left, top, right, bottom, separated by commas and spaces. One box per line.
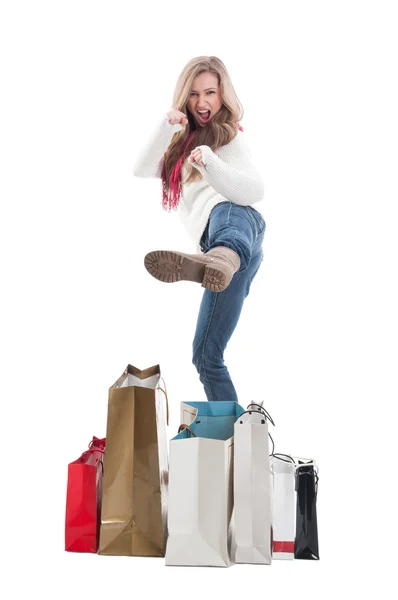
197, 110, 211, 123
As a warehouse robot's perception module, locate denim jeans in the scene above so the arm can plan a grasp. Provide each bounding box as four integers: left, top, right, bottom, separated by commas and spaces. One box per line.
192, 201, 266, 402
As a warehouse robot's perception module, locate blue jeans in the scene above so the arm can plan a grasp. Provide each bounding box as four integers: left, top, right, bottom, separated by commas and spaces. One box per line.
192, 201, 266, 402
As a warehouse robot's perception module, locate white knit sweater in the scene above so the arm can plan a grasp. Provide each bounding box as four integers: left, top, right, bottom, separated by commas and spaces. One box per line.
132, 113, 265, 252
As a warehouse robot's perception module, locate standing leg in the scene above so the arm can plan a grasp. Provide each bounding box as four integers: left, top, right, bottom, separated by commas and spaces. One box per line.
192, 202, 266, 401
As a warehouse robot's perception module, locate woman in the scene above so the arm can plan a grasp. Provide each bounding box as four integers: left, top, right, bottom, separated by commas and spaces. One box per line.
133, 56, 266, 403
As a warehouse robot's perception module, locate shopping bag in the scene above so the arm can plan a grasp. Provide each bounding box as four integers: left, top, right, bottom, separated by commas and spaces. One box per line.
295, 461, 320, 560
233, 403, 274, 564
165, 401, 245, 567
98, 364, 169, 556
271, 453, 296, 560
65, 436, 106, 553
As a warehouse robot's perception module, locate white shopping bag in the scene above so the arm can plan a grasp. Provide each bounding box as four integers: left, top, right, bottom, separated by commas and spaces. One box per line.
271, 454, 297, 560
165, 401, 244, 567
233, 403, 274, 564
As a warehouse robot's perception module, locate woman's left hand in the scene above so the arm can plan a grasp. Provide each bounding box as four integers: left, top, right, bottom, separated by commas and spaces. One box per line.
188, 147, 205, 166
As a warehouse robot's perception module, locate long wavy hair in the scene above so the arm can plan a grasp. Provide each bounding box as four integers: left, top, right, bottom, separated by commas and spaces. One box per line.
163, 56, 244, 193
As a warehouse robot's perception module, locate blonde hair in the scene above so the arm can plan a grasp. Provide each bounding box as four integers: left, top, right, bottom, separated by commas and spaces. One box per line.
164, 56, 244, 185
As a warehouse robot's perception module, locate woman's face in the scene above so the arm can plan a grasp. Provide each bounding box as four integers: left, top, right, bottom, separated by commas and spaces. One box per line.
186, 72, 223, 127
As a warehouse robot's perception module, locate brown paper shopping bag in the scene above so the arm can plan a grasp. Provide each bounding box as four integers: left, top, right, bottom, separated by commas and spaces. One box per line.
98, 364, 169, 556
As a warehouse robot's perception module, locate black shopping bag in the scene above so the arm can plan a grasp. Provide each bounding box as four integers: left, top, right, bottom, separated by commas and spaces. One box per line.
294, 461, 320, 560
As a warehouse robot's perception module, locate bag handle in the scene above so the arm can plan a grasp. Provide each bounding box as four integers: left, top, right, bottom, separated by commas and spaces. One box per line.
156, 377, 169, 425
237, 411, 275, 456
245, 403, 275, 427
88, 436, 106, 451
271, 453, 318, 472
80, 438, 105, 463
295, 461, 319, 474
292, 455, 316, 463
268, 431, 275, 456
295, 462, 319, 495
272, 452, 296, 464
178, 424, 197, 437
237, 409, 275, 427
237, 410, 270, 424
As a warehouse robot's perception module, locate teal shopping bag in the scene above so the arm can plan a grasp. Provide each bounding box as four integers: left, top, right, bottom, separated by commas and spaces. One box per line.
166, 401, 245, 567
178, 400, 245, 439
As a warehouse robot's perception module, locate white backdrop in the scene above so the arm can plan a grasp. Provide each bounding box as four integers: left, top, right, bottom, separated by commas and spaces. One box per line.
1, 0, 397, 597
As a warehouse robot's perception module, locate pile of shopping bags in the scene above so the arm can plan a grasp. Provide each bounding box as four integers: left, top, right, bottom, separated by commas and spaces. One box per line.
65, 364, 319, 565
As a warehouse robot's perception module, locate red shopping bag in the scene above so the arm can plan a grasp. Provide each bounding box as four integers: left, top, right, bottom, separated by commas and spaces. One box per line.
65, 436, 106, 553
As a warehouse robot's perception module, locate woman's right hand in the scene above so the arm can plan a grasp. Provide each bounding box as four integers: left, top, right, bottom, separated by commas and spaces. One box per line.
167, 109, 188, 127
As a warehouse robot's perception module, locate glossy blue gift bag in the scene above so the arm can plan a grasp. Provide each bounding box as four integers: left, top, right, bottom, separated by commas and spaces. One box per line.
165, 401, 245, 567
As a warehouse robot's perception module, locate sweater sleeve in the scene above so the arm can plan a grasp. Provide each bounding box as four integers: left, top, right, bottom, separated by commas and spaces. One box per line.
132, 114, 184, 178
190, 133, 264, 205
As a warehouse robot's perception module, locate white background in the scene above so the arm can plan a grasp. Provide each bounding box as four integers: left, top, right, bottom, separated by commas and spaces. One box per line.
1, 0, 397, 597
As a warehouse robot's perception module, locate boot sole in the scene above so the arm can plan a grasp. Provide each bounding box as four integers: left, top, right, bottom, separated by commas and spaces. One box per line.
144, 250, 228, 292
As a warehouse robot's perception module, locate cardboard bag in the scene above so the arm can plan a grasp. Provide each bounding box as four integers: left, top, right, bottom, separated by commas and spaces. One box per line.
165, 401, 245, 567
233, 404, 274, 564
98, 364, 168, 556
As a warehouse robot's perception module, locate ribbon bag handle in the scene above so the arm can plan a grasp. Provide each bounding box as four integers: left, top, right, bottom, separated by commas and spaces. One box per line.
178, 424, 197, 437
156, 376, 169, 425
294, 462, 319, 495
89, 436, 106, 452
80, 437, 105, 464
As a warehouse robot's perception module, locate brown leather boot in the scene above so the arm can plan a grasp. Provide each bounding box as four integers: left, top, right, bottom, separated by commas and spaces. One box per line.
144, 246, 241, 292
